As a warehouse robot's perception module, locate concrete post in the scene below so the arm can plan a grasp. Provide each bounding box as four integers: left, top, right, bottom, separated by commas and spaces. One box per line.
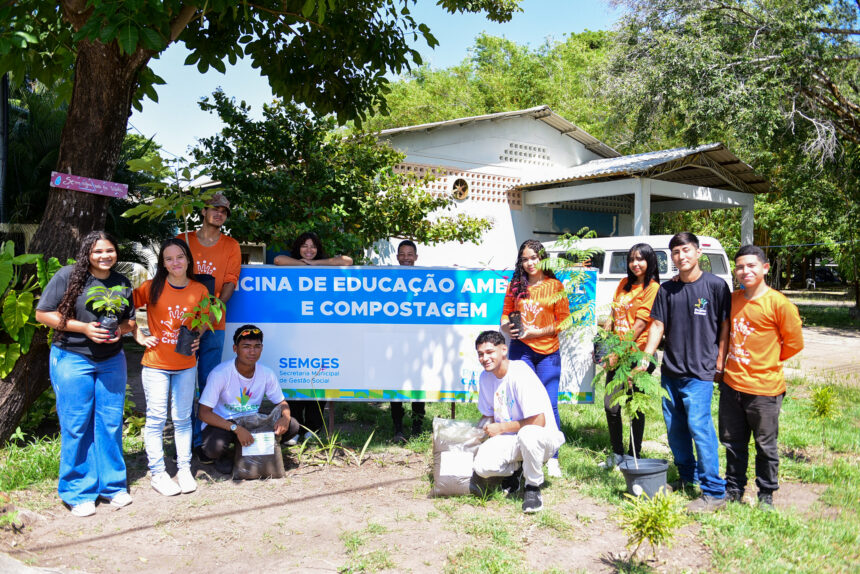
741, 201, 754, 246
633, 178, 651, 236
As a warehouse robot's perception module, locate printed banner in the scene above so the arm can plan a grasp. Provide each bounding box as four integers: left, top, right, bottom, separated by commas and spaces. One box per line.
225, 266, 596, 404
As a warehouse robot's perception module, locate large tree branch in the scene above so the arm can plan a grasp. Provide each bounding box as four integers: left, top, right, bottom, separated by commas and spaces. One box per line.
61, 0, 93, 31
170, 4, 200, 44
815, 27, 860, 36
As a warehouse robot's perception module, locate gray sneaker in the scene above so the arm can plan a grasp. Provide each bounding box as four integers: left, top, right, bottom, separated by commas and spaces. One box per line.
726, 489, 744, 503
686, 494, 726, 513
522, 485, 543, 513
597, 453, 624, 470
758, 492, 774, 511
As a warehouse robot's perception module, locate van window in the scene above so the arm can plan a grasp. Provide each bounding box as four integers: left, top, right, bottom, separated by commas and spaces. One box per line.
559, 251, 604, 271
700, 253, 728, 275
609, 251, 670, 275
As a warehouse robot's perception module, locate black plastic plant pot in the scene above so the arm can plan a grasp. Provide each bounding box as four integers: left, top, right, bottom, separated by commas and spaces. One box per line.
195, 273, 216, 296
618, 457, 669, 498
98, 315, 119, 339
175, 325, 199, 356
508, 311, 522, 338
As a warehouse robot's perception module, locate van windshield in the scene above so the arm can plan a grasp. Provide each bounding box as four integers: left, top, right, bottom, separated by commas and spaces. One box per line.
609, 251, 669, 275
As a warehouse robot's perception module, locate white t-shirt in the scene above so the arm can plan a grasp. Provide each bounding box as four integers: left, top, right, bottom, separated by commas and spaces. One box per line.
477, 360, 561, 436
199, 359, 285, 428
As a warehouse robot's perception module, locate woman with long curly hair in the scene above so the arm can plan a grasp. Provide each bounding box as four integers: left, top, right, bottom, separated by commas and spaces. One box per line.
35, 231, 136, 517
133, 238, 209, 496
598, 243, 660, 469
500, 239, 570, 478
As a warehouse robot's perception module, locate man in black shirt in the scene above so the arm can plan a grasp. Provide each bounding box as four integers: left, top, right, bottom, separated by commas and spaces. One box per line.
641, 232, 730, 512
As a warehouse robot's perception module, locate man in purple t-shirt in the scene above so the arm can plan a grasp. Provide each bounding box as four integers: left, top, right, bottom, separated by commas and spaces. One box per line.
472, 331, 565, 513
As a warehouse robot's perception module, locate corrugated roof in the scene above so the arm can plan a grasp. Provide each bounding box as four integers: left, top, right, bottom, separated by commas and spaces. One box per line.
376, 106, 620, 159
517, 143, 769, 194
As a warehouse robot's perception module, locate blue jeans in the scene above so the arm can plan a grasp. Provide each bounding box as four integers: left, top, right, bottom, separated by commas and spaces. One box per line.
661, 375, 726, 498
192, 329, 226, 447
142, 366, 197, 474
49, 346, 128, 506
508, 339, 562, 459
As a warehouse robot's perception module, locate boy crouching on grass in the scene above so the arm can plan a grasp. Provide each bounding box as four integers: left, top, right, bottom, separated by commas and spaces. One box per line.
719, 245, 804, 510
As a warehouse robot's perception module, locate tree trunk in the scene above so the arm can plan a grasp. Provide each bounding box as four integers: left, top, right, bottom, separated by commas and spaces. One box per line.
0, 39, 151, 443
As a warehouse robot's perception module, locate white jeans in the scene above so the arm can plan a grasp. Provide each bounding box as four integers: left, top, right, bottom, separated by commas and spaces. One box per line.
473, 425, 565, 487
142, 366, 197, 474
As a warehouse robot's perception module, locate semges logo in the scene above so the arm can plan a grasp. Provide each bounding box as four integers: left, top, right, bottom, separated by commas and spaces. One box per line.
279, 357, 340, 369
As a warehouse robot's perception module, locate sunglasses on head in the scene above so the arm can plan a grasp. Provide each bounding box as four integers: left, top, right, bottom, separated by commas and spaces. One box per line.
235, 328, 262, 342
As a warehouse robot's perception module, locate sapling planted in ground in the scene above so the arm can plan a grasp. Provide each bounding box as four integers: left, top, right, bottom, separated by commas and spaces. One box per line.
618, 489, 687, 561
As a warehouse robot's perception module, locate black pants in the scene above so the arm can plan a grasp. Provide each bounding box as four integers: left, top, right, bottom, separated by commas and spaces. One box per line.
391, 402, 425, 434
604, 360, 655, 457
201, 417, 300, 460
290, 401, 325, 434
719, 381, 784, 494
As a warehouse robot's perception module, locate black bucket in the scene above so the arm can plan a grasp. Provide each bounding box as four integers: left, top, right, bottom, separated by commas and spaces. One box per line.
618, 457, 669, 498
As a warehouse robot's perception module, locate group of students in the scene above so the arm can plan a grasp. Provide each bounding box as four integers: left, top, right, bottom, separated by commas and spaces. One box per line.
34, 188, 801, 517
594, 232, 804, 511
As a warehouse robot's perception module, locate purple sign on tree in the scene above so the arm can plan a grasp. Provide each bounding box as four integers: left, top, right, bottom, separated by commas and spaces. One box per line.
50, 171, 128, 198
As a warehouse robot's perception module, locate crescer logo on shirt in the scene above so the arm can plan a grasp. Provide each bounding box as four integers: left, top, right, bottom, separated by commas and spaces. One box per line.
159, 304, 190, 344
693, 298, 709, 316
727, 317, 755, 365
196, 259, 217, 275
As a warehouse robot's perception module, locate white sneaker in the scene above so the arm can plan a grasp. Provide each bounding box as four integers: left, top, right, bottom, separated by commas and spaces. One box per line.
151, 472, 181, 496
108, 491, 133, 508
546, 458, 562, 478
176, 468, 197, 494
70, 501, 96, 517
597, 453, 625, 470
285, 435, 298, 446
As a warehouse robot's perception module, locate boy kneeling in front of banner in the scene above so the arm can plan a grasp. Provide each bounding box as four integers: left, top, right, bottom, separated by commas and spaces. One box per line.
471, 330, 565, 513
198, 325, 301, 475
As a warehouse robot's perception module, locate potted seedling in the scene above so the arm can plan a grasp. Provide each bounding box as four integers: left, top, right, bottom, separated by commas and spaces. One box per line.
595, 329, 670, 498
176, 294, 226, 356
86, 285, 129, 339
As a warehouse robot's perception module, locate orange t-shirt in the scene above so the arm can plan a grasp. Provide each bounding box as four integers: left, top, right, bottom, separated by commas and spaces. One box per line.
178, 231, 242, 330
134, 279, 211, 370
501, 278, 570, 355
612, 278, 660, 350
724, 289, 804, 396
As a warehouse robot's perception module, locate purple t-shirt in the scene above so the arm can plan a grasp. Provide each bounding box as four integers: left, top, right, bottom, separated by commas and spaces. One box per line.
478, 360, 560, 435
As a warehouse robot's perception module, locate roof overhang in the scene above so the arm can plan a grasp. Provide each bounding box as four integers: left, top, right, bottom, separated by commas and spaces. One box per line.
516, 143, 769, 195
375, 106, 621, 159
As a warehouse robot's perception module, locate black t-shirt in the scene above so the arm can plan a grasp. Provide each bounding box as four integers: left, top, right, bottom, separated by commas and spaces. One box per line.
650, 271, 731, 381
37, 265, 135, 361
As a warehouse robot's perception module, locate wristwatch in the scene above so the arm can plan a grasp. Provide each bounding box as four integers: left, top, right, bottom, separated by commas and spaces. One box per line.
229, 423, 238, 433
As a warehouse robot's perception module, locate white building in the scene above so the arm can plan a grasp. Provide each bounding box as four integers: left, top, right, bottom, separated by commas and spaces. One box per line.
373, 106, 768, 267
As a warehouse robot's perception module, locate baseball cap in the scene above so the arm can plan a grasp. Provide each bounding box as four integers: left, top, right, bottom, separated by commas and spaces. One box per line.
205, 192, 231, 214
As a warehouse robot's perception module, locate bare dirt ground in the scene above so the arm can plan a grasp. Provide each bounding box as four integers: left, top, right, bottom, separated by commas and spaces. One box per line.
4, 446, 715, 574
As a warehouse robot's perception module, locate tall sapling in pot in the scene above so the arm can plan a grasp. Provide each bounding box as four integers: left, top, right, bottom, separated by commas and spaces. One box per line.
86, 285, 129, 339
176, 294, 226, 356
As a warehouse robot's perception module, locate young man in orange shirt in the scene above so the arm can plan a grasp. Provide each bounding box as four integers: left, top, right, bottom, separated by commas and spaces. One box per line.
720, 245, 803, 509
178, 193, 243, 457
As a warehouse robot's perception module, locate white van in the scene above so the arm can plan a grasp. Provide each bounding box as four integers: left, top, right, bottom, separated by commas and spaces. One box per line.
544, 235, 733, 313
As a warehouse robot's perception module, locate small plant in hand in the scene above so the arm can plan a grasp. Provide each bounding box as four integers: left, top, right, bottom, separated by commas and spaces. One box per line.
618, 489, 687, 561
176, 294, 226, 355
85, 285, 129, 338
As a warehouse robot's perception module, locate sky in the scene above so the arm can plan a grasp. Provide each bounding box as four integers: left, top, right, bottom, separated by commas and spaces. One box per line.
129, 1, 620, 161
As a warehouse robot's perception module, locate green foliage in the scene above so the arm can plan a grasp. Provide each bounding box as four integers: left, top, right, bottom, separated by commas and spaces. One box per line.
123, 387, 145, 438
809, 384, 837, 447
191, 90, 492, 260
0, 434, 61, 491
85, 285, 129, 316
0, 241, 61, 377
17, 388, 57, 437
182, 294, 226, 334
544, 230, 605, 332
0, 1, 520, 125
618, 490, 687, 560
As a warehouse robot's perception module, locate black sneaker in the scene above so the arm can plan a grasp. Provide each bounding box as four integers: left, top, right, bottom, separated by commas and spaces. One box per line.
522, 485, 543, 513
392, 431, 407, 444
758, 492, 774, 511
686, 494, 727, 513
214, 456, 233, 475
501, 469, 522, 496
194, 446, 214, 465
726, 488, 744, 503
469, 473, 491, 497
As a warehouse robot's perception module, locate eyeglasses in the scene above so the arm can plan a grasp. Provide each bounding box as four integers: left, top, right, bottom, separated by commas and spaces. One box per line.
235, 328, 261, 341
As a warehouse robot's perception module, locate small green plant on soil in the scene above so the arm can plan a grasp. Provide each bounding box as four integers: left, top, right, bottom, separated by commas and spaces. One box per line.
594, 329, 667, 467
809, 384, 836, 447
183, 294, 225, 333
618, 490, 687, 561
85, 285, 129, 316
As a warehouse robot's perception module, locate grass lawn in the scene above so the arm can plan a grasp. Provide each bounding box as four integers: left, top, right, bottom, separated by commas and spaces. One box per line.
2, 374, 859, 572
796, 305, 860, 331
